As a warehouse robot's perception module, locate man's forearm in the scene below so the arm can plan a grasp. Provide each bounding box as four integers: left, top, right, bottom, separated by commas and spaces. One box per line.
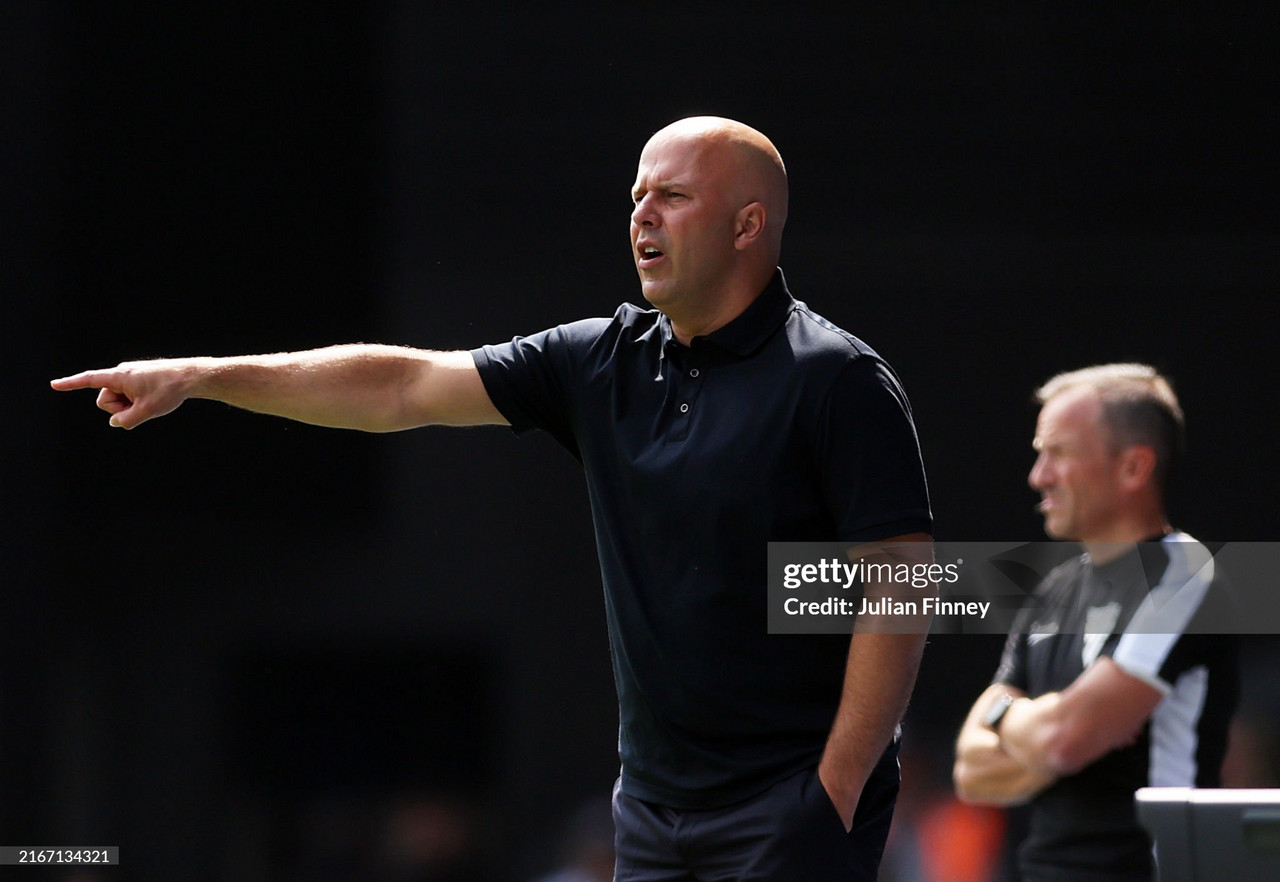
996, 692, 1068, 775
997, 657, 1164, 776
953, 685, 1056, 805
53, 344, 505, 431
818, 630, 927, 829
954, 720, 1056, 805
817, 534, 934, 829
187, 345, 445, 430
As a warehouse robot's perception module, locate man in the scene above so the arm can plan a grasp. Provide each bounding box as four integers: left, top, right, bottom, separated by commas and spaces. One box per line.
953, 364, 1238, 882
54, 117, 933, 880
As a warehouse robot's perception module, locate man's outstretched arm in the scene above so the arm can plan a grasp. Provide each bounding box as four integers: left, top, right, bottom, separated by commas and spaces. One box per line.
51, 344, 507, 432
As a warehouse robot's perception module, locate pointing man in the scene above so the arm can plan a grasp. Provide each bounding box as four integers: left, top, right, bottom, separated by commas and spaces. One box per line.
56, 117, 934, 880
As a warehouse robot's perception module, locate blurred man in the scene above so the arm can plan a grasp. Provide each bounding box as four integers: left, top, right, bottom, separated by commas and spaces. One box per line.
54, 117, 933, 880
954, 364, 1238, 882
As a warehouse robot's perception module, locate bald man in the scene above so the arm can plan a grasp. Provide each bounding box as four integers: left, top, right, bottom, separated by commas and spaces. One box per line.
54, 117, 933, 880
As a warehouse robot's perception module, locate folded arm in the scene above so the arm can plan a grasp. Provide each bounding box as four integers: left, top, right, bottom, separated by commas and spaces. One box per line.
954, 683, 1057, 806
51, 344, 507, 432
997, 656, 1164, 777
954, 656, 1164, 805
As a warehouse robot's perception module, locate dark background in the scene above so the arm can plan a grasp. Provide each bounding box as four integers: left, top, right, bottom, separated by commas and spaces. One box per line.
6, 3, 1279, 880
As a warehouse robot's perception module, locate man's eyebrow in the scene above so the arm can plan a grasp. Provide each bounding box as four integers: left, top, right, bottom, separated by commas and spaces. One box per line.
633, 178, 689, 196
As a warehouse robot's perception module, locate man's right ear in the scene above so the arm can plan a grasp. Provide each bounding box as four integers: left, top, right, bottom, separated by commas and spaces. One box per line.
733, 202, 767, 250
1117, 445, 1158, 492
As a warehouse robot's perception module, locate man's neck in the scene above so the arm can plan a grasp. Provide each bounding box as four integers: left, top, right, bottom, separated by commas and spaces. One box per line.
666, 268, 775, 345
669, 302, 747, 346
1083, 517, 1172, 564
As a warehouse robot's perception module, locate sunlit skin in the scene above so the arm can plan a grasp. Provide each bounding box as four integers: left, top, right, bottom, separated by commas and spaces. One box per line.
957, 371, 1184, 817
1028, 384, 1167, 556
629, 117, 787, 344
1028, 386, 1123, 541
49, 116, 931, 840
630, 119, 927, 834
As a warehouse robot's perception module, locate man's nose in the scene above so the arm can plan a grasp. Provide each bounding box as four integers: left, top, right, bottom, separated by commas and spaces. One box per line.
631, 195, 659, 228
1028, 453, 1049, 490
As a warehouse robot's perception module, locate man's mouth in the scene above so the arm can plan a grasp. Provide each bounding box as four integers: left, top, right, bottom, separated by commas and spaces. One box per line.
637, 244, 665, 268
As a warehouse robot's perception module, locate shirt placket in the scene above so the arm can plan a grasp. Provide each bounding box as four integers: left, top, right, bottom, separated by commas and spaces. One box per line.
667, 342, 709, 442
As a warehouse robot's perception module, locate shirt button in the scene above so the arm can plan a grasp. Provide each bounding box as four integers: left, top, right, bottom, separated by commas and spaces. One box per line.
680, 403, 690, 413
689, 368, 700, 378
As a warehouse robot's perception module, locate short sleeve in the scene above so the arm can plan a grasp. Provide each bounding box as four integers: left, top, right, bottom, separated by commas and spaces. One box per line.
471, 317, 612, 458
1106, 540, 1222, 691
993, 627, 1030, 691
819, 356, 933, 545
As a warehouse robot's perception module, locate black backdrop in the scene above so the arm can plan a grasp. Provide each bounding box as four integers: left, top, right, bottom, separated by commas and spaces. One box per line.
6, 4, 1279, 880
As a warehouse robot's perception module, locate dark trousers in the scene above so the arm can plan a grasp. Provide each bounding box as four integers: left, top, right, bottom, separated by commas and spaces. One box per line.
612, 750, 899, 882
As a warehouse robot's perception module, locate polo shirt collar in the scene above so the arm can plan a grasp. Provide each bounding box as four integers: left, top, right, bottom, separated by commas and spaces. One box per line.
1087, 536, 1172, 591
656, 268, 795, 357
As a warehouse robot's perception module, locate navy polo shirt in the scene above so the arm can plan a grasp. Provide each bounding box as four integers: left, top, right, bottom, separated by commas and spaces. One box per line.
472, 269, 932, 809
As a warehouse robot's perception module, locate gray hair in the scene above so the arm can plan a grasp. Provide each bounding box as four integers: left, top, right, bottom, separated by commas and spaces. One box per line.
1035, 363, 1185, 486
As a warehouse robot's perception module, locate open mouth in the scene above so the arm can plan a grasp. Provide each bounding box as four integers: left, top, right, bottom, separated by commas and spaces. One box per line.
638, 245, 665, 267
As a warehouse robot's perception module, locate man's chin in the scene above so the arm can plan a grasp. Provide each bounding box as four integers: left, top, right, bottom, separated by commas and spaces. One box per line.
639, 281, 676, 310
1041, 517, 1076, 541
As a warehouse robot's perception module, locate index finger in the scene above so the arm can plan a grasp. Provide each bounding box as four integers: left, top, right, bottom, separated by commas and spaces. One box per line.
50, 369, 119, 391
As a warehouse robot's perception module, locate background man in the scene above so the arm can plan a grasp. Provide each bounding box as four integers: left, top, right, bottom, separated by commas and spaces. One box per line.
54, 117, 933, 880
953, 363, 1238, 882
